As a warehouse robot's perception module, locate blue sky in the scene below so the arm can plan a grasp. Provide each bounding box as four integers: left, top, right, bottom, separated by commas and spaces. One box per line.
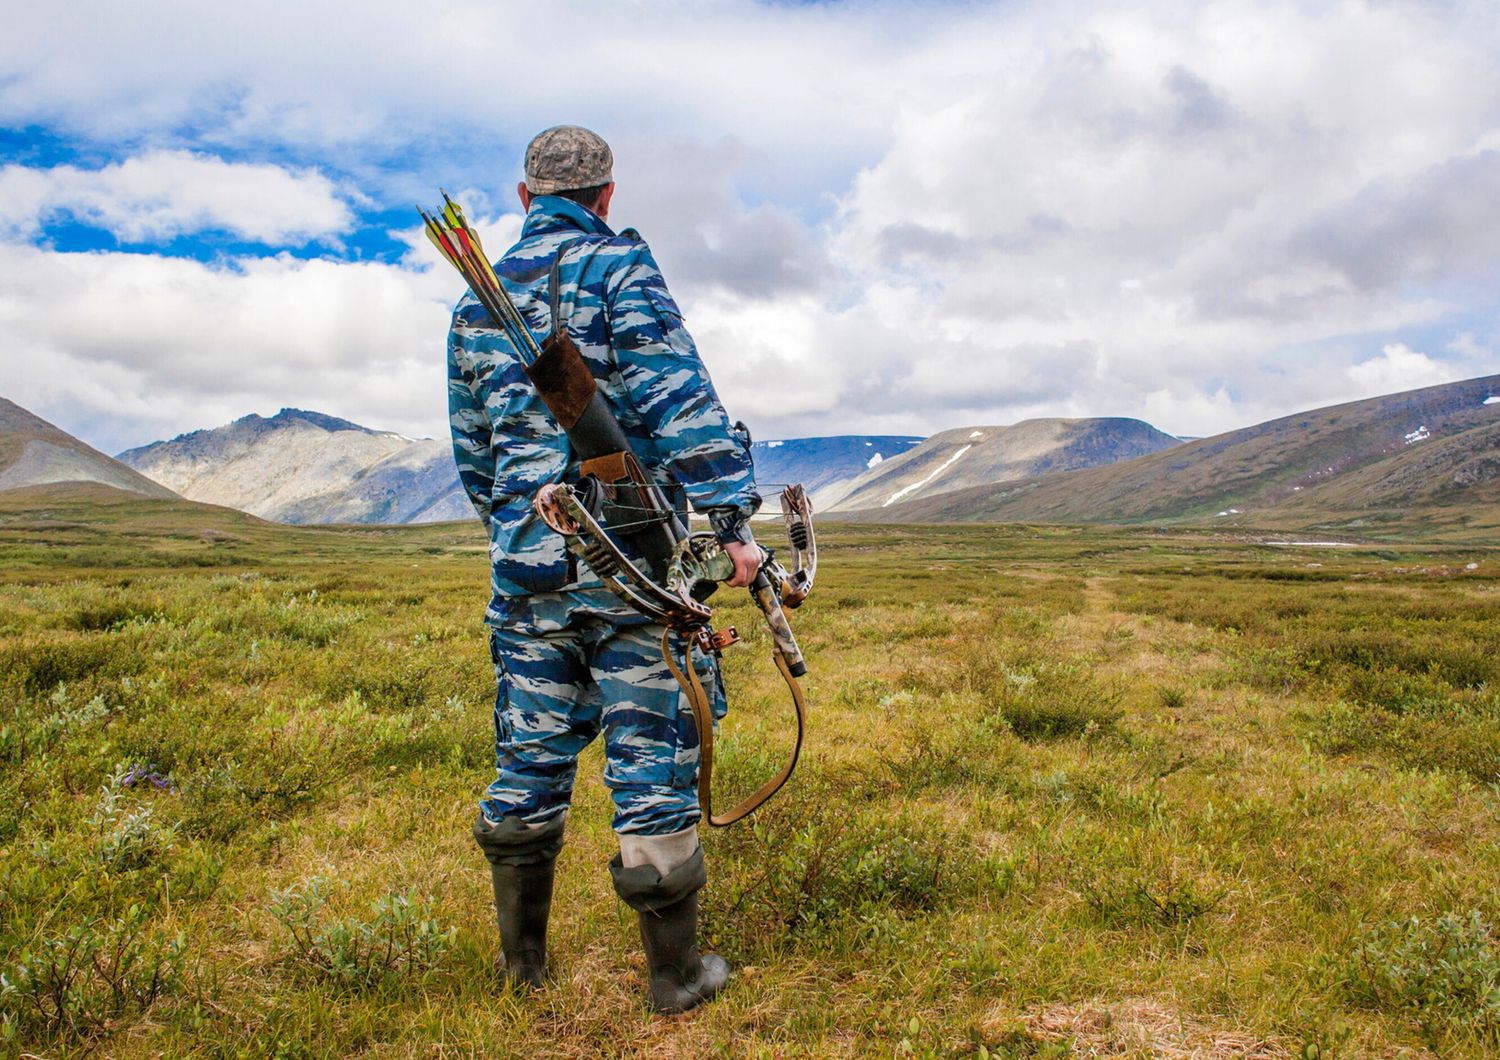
1, 0, 1497, 454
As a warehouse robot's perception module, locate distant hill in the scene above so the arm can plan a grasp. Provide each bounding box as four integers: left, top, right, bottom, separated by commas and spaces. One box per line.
825, 418, 1181, 512
851, 375, 1500, 534
751, 435, 923, 508
117, 412, 927, 525
0, 397, 177, 499
117, 409, 469, 525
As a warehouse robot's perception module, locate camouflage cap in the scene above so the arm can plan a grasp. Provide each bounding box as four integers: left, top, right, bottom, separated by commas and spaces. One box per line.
524, 125, 614, 194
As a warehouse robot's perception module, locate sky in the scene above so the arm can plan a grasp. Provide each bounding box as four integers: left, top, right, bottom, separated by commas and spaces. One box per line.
1, 0, 1497, 455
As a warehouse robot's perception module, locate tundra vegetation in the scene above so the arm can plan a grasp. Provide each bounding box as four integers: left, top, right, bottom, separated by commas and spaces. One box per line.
2, 484, 1498, 1057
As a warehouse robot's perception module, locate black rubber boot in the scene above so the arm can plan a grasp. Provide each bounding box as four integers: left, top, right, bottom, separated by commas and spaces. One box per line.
636, 890, 731, 1014
610, 844, 731, 1014
473, 812, 565, 989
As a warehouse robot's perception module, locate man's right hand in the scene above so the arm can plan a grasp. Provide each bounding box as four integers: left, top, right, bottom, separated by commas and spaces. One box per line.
723, 540, 762, 588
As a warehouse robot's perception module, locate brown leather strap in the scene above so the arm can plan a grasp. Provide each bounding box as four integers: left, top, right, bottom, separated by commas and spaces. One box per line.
661, 629, 805, 828
578, 450, 636, 484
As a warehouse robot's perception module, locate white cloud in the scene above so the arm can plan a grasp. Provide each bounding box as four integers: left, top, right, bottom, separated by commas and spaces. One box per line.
0, 151, 352, 243
1, 0, 1499, 450
0, 2, 927, 184
801, 1, 1500, 437
1346, 343, 1464, 399
0, 241, 452, 451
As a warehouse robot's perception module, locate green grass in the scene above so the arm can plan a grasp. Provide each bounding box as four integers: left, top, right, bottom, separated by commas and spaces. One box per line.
2, 486, 1500, 1056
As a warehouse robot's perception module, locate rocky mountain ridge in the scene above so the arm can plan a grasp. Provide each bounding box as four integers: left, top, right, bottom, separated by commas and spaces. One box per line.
117, 409, 469, 524
851, 375, 1500, 534
751, 435, 923, 508
823, 417, 1182, 511
0, 398, 177, 499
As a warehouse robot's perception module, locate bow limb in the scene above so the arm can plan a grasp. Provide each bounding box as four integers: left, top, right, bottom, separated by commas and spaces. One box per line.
750, 558, 808, 677
777, 484, 815, 607
534, 483, 712, 630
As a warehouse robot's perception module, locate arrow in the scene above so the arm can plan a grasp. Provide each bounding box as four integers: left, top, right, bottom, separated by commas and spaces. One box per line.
419, 194, 543, 367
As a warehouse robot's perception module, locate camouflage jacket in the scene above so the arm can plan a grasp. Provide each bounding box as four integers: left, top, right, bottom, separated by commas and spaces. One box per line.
448, 195, 760, 615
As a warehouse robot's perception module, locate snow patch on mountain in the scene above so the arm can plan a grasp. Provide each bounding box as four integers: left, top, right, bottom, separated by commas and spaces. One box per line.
885, 444, 972, 507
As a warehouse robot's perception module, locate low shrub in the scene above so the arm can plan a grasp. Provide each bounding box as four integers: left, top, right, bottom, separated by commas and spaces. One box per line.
1080, 865, 1224, 929
711, 796, 970, 949
1305, 698, 1500, 785
90, 764, 180, 873
1340, 911, 1500, 1047
902, 640, 1123, 743
0, 685, 109, 765
989, 662, 1123, 741
0, 906, 183, 1041
268, 878, 455, 990
2, 635, 142, 695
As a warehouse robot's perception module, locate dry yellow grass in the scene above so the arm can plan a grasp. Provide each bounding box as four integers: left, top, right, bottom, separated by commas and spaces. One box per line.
1, 492, 1498, 1056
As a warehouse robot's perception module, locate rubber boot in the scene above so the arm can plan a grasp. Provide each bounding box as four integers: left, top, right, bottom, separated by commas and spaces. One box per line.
637, 889, 731, 1014
473, 812, 565, 989
610, 841, 731, 1014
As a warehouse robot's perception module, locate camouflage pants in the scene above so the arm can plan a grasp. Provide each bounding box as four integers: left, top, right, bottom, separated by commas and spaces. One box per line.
482, 589, 727, 836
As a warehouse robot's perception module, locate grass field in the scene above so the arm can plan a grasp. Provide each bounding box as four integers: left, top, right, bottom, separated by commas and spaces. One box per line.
3, 484, 1499, 1057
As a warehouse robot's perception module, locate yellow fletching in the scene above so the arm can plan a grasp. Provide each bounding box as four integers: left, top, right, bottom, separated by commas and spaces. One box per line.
421, 195, 521, 340
475, 257, 503, 292
423, 225, 459, 267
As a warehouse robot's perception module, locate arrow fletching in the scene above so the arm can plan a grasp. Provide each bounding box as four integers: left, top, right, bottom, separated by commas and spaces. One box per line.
419, 193, 544, 366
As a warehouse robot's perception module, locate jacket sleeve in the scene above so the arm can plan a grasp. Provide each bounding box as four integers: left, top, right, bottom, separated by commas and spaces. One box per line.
606, 241, 761, 543
447, 317, 496, 529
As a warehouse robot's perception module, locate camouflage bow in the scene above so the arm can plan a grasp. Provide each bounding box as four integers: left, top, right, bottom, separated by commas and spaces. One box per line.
534, 482, 816, 826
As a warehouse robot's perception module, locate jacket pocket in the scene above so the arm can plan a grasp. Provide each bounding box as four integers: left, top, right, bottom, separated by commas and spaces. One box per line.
491, 555, 575, 595
489, 511, 579, 594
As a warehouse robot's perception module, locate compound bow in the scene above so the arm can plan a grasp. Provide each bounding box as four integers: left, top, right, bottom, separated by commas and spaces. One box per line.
535, 482, 816, 826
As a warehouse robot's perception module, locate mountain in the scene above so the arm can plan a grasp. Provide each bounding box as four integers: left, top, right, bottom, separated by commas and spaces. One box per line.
751, 435, 923, 506
824, 418, 1181, 512
118, 413, 927, 526
850, 376, 1500, 533
0, 397, 177, 499
117, 409, 468, 525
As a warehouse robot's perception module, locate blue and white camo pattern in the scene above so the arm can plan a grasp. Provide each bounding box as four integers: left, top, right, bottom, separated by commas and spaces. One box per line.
449, 195, 753, 835
447, 194, 759, 610
483, 593, 726, 835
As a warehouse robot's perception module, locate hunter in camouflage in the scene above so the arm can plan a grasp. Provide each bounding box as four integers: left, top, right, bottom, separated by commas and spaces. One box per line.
447, 125, 757, 1012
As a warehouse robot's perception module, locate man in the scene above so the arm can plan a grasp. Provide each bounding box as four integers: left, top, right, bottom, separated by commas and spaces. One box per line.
447, 125, 760, 1014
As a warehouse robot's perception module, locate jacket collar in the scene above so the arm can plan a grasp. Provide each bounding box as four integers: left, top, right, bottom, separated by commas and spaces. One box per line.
520, 195, 615, 240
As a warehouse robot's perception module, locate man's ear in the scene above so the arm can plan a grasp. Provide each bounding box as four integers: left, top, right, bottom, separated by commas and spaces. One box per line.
517, 182, 533, 210
595, 182, 615, 218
